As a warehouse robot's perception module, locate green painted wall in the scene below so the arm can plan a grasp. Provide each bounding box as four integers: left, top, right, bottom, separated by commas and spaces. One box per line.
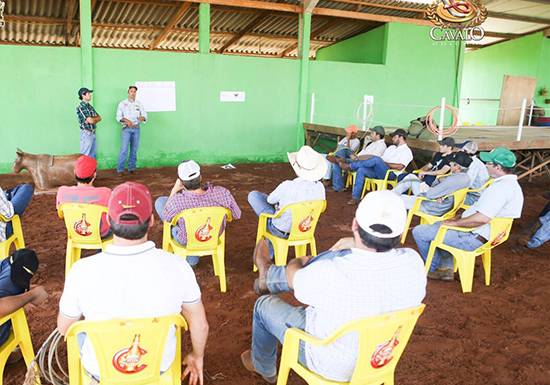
460, 33, 550, 125
309, 23, 463, 129
316, 24, 387, 64
0, 22, 464, 173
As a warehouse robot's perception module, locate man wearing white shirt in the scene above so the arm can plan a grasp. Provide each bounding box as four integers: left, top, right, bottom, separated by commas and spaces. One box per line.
241, 191, 426, 383
248, 146, 326, 258
340, 129, 413, 204
413, 147, 523, 281
328, 126, 387, 192
456, 140, 490, 206
322, 125, 360, 185
116, 86, 148, 175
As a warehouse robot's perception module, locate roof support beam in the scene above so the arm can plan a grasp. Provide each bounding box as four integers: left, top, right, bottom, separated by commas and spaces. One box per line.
325, 0, 423, 13
304, 0, 320, 13
149, 1, 191, 49
185, 0, 301, 13
487, 11, 550, 25
279, 17, 339, 57
313, 7, 431, 26
79, 0, 93, 88
297, 11, 312, 147
198, 2, 210, 53
218, 11, 269, 53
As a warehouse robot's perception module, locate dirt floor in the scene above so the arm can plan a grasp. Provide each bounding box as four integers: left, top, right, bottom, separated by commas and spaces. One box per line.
1, 163, 549, 385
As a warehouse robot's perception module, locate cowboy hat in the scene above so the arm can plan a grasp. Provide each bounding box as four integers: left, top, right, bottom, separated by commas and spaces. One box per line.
287, 145, 327, 182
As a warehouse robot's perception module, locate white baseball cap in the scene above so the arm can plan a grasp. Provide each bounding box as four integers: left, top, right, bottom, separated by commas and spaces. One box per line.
355, 191, 407, 238
177, 160, 201, 181
287, 145, 327, 182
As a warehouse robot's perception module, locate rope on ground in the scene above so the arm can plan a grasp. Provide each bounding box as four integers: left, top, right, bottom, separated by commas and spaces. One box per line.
23, 330, 69, 385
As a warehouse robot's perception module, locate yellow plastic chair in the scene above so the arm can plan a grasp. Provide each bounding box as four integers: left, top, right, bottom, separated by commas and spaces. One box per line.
254, 200, 327, 269
460, 179, 494, 210
0, 308, 35, 385
400, 187, 469, 244
361, 169, 401, 198
277, 304, 426, 385
65, 315, 187, 385
58, 203, 113, 277
162, 207, 232, 293
0, 214, 25, 260
425, 217, 514, 293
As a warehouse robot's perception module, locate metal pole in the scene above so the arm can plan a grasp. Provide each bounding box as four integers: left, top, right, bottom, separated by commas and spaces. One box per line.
517, 98, 527, 141
362, 95, 368, 131
438, 97, 445, 141
309, 93, 315, 123
528, 99, 534, 127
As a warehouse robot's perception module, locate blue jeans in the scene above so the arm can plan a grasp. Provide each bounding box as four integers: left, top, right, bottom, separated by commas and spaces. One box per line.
527, 210, 550, 248
330, 148, 353, 192
349, 157, 389, 200
4, 184, 34, 237
154, 196, 199, 266
117, 128, 140, 173
412, 222, 484, 272
247, 191, 290, 258
80, 130, 96, 159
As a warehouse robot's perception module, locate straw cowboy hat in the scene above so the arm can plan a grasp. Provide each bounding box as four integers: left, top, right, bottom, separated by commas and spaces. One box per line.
287, 145, 327, 182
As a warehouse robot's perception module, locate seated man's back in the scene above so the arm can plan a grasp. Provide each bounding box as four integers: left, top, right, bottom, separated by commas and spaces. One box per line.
293, 246, 425, 381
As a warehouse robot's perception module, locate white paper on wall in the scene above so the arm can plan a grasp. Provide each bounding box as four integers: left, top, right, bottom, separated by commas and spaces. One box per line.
220, 91, 246, 102
135, 81, 176, 112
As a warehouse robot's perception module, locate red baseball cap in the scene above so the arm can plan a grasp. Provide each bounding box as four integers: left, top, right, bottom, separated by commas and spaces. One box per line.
108, 182, 152, 225
75, 155, 97, 179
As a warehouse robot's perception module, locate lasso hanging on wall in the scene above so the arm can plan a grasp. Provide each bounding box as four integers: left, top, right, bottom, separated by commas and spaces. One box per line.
0, 1, 5, 28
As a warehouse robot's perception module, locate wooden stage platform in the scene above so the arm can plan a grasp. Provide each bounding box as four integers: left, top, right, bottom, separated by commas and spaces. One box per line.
304, 123, 550, 181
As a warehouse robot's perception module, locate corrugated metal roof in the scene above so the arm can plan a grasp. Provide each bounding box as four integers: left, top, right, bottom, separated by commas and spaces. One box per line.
1, 0, 549, 55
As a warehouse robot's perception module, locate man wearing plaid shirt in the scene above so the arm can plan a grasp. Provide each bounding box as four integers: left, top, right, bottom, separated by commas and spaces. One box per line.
155, 160, 241, 266
76, 87, 102, 159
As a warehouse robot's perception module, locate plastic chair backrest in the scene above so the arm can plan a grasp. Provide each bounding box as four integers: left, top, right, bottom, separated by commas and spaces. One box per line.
171, 207, 232, 252
485, 217, 514, 249
281, 200, 326, 242
65, 315, 187, 385
58, 203, 107, 246
449, 188, 469, 212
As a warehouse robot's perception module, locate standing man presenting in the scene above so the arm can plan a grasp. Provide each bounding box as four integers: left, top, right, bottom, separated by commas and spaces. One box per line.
76, 87, 101, 159
116, 86, 148, 175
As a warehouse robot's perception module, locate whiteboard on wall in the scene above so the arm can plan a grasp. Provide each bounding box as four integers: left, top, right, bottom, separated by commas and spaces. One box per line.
135, 81, 176, 112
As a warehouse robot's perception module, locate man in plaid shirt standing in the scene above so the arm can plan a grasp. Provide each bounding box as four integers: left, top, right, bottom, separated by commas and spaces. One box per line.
76, 87, 102, 159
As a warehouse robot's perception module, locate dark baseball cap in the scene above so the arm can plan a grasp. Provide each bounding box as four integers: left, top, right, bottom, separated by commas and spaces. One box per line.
108, 182, 153, 225
78, 87, 93, 98
370, 126, 385, 137
390, 128, 408, 138
9, 249, 39, 291
438, 137, 456, 147
449, 151, 472, 168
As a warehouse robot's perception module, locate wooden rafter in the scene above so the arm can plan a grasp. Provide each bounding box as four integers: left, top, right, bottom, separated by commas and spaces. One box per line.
149, 1, 192, 49
185, 0, 301, 13
325, 0, 423, 13
304, 0, 320, 13
218, 11, 270, 53
488, 11, 550, 25
313, 7, 432, 26
278, 17, 340, 57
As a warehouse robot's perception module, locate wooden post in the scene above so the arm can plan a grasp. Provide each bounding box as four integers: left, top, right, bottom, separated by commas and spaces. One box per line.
79, 0, 93, 87
309, 92, 315, 123
296, 11, 312, 148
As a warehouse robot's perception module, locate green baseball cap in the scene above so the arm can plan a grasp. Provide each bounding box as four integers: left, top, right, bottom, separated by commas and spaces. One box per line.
370, 126, 385, 137
479, 147, 516, 168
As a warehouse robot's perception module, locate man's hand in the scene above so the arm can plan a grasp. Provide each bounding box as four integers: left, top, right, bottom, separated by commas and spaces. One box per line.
350, 154, 358, 161
29, 286, 48, 306
169, 179, 185, 198
85, 117, 94, 124
138, 116, 146, 122
330, 237, 355, 251
182, 352, 204, 385
121, 118, 134, 127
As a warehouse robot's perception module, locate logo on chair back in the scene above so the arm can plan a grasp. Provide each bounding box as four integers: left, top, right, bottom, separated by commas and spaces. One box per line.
298, 210, 314, 232
490, 231, 505, 246
195, 217, 213, 242
370, 326, 401, 369
73, 213, 92, 237
113, 334, 147, 374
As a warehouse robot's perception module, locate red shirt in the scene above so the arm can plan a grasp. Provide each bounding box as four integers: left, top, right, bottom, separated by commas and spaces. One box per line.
56, 185, 112, 236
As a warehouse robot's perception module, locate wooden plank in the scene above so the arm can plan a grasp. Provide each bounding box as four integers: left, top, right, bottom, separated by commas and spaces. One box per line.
488, 11, 550, 25
325, 0, 423, 13
184, 0, 301, 13
313, 7, 432, 26
150, 1, 192, 49
518, 158, 550, 180
497, 75, 537, 126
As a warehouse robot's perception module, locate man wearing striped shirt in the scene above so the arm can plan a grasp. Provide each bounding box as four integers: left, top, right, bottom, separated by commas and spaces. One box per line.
76, 87, 102, 159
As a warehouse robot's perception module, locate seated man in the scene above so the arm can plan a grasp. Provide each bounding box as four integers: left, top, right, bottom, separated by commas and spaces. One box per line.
328, 125, 386, 192
0, 184, 34, 242
456, 140, 490, 206
340, 129, 413, 205
56, 155, 112, 237
525, 192, 550, 249
0, 249, 48, 351
393, 136, 455, 194
57, 182, 209, 384
241, 191, 426, 383
322, 124, 361, 185
155, 160, 241, 267
397, 152, 472, 217
413, 147, 523, 281
248, 146, 326, 258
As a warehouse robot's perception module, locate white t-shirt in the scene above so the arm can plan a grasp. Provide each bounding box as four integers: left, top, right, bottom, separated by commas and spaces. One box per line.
293, 247, 426, 382
381, 144, 413, 169
357, 139, 387, 157
467, 155, 490, 189
267, 178, 326, 233
59, 241, 201, 377
336, 138, 361, 153
462, 174, 524, 240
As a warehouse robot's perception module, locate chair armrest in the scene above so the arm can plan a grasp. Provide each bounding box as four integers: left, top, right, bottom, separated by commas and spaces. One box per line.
440, 224, 475, 233
0, 308, 23, 326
